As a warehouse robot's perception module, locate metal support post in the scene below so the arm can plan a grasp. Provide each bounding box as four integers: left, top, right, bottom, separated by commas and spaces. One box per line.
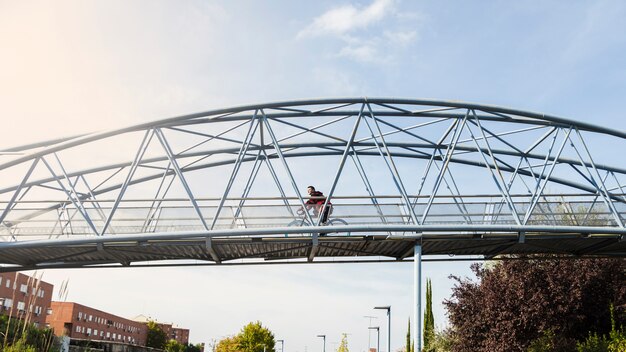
317, 335, 326, 352
41, 156, 100, 235
100, 129, 154, 235
368, 327, 380, 352
374, 306, 391, 352
421, 114, 467, 223
155, 129, 209, 229
522, 128, 571, 225
315, 104, 365, 226
0, 158, 39, 225
465, 113, 522, 225
261, 149, 295, 217
414, 243, 422, 352
363, 103, 419, 225
261, 111, 314, 225
208, 115, 260, 230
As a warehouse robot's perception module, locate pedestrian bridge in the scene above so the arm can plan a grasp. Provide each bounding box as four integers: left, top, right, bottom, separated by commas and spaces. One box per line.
0, 98, 624, 271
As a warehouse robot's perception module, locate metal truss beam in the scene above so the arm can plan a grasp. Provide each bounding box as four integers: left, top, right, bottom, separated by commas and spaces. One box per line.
1, 98, 625, 268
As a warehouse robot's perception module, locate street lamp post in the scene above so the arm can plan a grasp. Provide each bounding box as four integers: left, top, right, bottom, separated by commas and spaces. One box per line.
317, 334, 326, 352
363, 315, 377, 351
368, 327, 380, 352
277, 339, 284, 352
374, 306, 390, 352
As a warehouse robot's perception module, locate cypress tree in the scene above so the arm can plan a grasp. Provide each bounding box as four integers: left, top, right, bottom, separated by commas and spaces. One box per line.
423, 278, 435, 350
405, 318, 411, 352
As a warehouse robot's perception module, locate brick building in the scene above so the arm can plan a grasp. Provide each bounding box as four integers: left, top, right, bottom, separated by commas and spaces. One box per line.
46, 302, 148, 346
0, 272, 53, 327
133, 314, 190, 345
162, 324, 189, 345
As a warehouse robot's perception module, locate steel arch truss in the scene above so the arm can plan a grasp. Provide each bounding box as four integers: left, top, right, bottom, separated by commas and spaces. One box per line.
0, 98, 625, 271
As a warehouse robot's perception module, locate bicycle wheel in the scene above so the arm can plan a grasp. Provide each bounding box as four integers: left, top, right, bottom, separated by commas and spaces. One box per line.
285, 218, 310, 237
327, 218, 350, 236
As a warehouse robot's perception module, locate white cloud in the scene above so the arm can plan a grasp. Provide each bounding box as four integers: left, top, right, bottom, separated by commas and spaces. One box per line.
384, 29, 418, 46
338, 44, 381, 63
298, 0, 394, 38
297, 0, 420, 66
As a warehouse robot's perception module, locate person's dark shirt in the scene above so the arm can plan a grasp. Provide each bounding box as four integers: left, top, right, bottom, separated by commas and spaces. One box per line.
306, 190, 326, 205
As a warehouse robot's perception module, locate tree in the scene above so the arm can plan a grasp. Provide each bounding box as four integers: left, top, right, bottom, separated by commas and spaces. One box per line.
422, 278, 435, 351
185, 343, 205, 352
146, 320, 168, 349
337, 333, 349, 352
0, 315, 57, 351
215, 321, 275, 352
444, 257, 625, 352
216, 336, 240, 352
405, 318, 412, 352
237, 321, 275, 352
165, 339, 186, 352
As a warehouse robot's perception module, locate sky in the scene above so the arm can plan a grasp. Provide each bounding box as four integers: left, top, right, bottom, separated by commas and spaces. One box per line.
1, 0, 626, 351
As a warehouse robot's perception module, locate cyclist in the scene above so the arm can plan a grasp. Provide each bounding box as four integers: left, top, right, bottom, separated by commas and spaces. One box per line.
298, 185, 332, 224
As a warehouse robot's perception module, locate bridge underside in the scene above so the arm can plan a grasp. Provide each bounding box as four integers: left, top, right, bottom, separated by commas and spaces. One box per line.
1, 229, 623, 272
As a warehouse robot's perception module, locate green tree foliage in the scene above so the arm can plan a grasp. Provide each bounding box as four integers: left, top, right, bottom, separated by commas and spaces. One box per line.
215, 321, 275, 352
165, 339, 186, 352
185, 343, 205, 352
423, 278, 435, 351
146, 320, 168, 349
237, 321, 275, 352
216, 336, 240, 352
337, 333, 349, 352
2, 339, 37, 352
405, 318, 412, 352
427, 329, 455, 352
444, 257, 625, 352
576, 305, 626, 352
0, 315, 57, 351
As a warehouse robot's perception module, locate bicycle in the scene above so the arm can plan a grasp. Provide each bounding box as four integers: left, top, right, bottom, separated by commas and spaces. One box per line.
285, 208, 350, 237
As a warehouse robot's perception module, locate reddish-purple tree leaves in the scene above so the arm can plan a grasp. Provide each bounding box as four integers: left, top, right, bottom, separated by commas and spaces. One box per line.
444, 258, 625, 352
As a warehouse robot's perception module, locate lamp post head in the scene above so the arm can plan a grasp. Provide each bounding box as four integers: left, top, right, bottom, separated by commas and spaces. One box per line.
317, 335, 325, 338
368, 326, 379, 331
373, 306, 391, 315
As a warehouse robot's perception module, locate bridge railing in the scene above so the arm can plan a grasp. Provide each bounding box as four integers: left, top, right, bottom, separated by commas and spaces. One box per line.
1, 194, 623, 241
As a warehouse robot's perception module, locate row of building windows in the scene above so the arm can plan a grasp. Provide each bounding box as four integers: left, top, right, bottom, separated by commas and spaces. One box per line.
0, 277, 46, 298
73, 325, 137, 344
76, 311, 140, 334
1, 298, 45, 316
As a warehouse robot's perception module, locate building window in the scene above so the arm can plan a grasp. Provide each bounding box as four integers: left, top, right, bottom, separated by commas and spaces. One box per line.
78, 312, 82, 321
106, 332, 110, 338
89, 314, 92, 321
76, 326, 81, 333
87, 328, 91, 336
47, 308, 52, 315
17, 301, 25, 311
5, 279, 10, 288
0, 277, 2, 285
4, 298, 12, 308
19, 284, 27, 293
